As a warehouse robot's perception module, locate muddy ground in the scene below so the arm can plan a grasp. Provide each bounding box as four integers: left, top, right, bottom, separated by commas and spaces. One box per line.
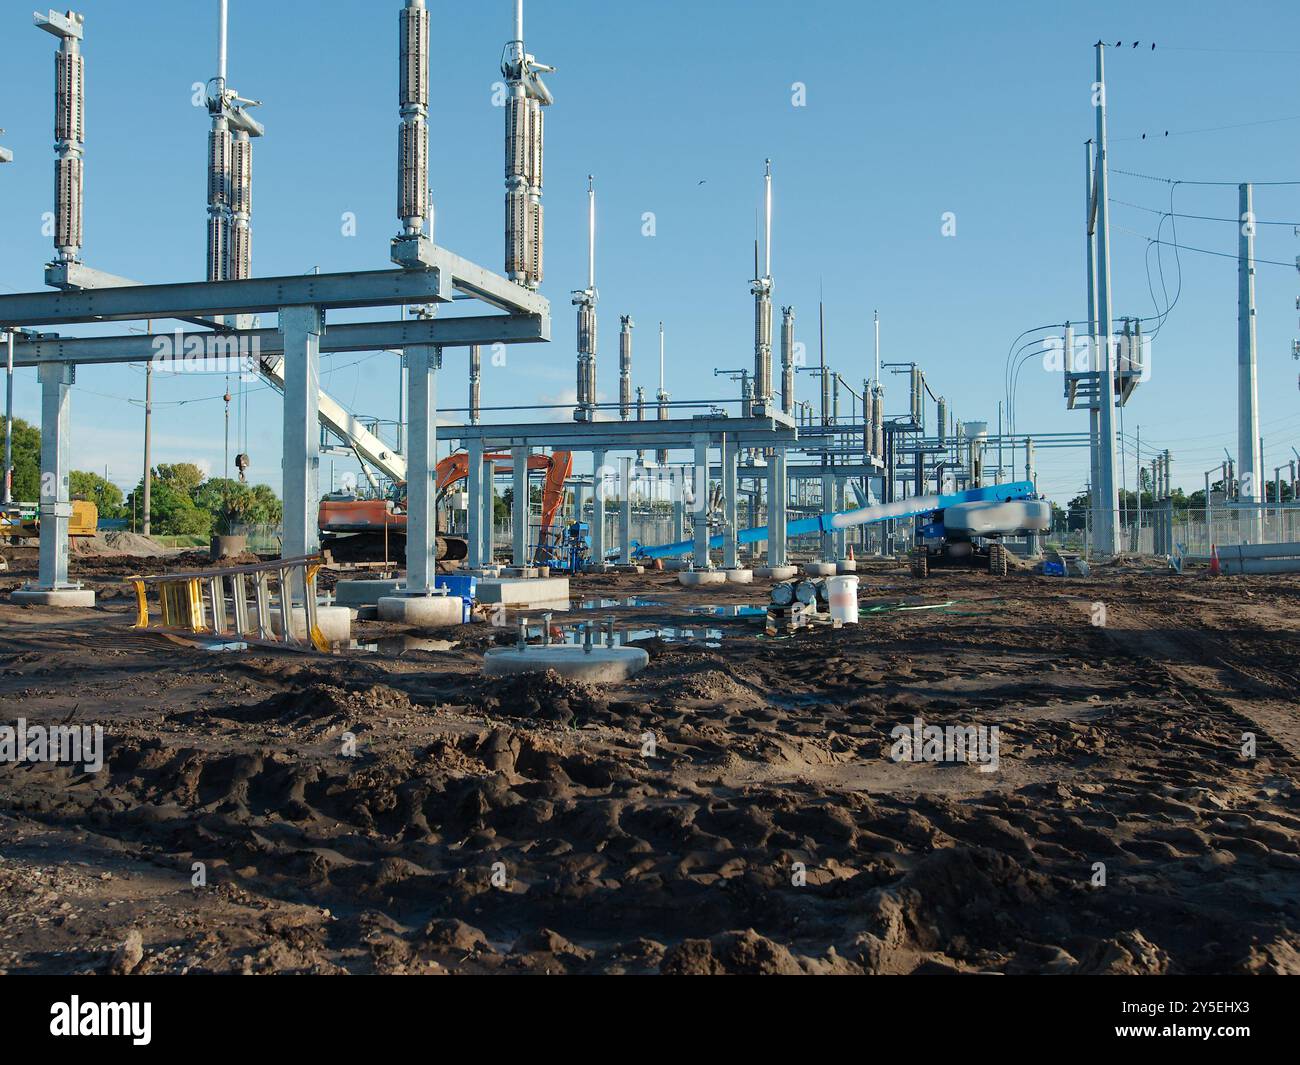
1, 544, 1298, 975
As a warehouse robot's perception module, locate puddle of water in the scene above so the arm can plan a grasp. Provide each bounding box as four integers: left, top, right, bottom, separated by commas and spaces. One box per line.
346, 637, 459, 654
686, 604, 767, 618
202, 641, 250, 652
520, 622, 725, 648
575, 597, 667, 609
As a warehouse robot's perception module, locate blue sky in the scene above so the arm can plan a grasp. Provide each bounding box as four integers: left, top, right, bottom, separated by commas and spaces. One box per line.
1, 0, 1299, 504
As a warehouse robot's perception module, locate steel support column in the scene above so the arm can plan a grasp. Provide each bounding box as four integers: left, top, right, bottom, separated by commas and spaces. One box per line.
619, 456, 633, 564
512, 444, 529, 566
590, 449, 607, 568
722, 435, 738, 569
466, 438, 484, 568
821, 472, 835, 560
404, 344, 438, 593
768, 447, 787, 566
693, 435, 711, 569
279, 305, 322, 560
36, 361, 75, 590
481, 454, 496, 565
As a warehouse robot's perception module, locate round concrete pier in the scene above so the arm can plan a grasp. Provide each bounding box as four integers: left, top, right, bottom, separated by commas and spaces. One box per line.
754, 565, 799, 581
11, 587, 96, 608
803, 562, 837, 577
482, 644, 649, 682
501, 567, 539, 578
836, 559, 858, 574
377, 594, 463, 626
678, 569, 727, 587
269, 604, 352, 644
724, 569, 754, 584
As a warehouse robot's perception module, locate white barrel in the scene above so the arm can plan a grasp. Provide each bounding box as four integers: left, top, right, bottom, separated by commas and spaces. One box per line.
826, 574, 859, 624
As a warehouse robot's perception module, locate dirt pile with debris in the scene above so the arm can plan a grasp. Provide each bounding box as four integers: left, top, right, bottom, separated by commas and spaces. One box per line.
0, 566, 1298, 974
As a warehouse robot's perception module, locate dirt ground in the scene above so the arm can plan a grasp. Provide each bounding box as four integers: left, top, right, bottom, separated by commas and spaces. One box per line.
1, 544, 1298, 975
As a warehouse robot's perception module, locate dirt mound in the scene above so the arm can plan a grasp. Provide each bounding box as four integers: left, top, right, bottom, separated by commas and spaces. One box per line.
183, 682, 421, 733
72, 531, 175, 557
477, 671, 604, 723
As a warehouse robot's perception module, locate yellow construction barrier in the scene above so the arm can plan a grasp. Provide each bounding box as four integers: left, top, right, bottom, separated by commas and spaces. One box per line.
130, 555, 331, 652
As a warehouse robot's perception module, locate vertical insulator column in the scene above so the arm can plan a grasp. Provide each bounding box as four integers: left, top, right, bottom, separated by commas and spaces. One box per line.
207, 120, 232, 281
752, 283, 773, 411
575, 302, 597, 416
502, 5, 552, 289
872, 387, 884, 460
528, 97, 544, 284
936, 396, 947, 443
46, 12, 86, 263
228, 130, 252, 278
504, 94, 530, 280
780, 307, 795, 415
398, 0, 430, 238
619, 315, 633, 420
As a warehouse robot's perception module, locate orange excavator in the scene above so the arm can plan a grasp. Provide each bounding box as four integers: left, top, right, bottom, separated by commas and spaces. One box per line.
318, 450, 573, 566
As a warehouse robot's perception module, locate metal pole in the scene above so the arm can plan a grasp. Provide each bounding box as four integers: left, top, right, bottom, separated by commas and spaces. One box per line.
1238, 183, 1263, 542
3, 330, 13, 504
142, 358, 153, 537
1135, 424, 1141, 548
1093, 44, 1121, 555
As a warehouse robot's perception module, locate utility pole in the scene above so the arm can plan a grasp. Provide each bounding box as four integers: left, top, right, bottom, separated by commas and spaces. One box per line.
1092, 43, 1121, 556
3, 330, 13, 505
1135, 425, 1142, 544
142, 323, 153, 537
1239, 182, 1263, 542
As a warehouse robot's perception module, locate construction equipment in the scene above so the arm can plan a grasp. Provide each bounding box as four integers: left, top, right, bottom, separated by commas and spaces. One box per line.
910, 494, 1050, 579
534, 519, 591, 573
318, 450, 572, 565
1, 499, 97, 540
636, 481, 1044, 563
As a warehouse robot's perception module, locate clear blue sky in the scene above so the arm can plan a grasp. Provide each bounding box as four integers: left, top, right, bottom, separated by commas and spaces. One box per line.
2, 0, 1299, 504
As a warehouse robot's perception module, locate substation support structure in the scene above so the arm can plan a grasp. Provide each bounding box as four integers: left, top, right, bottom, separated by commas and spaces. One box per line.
2, 1, 551, 613
439, 415, 797, 572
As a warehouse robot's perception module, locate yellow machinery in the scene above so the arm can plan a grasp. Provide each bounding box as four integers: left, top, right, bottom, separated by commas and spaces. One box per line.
0, 500, 98, 539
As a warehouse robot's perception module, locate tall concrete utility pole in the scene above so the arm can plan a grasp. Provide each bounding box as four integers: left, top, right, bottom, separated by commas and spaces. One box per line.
1238, 183, 1263, 542
1092, 43, 1121, 555
3, 330, 14, 504
142, 361, 153, 536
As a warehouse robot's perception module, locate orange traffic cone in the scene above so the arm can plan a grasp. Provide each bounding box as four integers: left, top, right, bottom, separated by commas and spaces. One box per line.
1209, 544, 1220, 577
847, 545, 855, 562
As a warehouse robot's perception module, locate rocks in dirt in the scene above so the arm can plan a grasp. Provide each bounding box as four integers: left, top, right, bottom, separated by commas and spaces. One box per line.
108, 929, 144, 975
660, 929, 803, 975
1076, 930, 1170, 975
478, 671, 603, 723
202, 683, 420, 732
421, 918, 494, 955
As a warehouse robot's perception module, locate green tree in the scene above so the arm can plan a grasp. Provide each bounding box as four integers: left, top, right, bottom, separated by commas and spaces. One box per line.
155, 462, 205, 496
1, 416, 41, 502
126, 474, 213, 537
69, 470, 126, 519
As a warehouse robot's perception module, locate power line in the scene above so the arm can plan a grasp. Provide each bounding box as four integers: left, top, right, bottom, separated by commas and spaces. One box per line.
1112, 198, 1300, 227
1113, 167, 1300, 187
